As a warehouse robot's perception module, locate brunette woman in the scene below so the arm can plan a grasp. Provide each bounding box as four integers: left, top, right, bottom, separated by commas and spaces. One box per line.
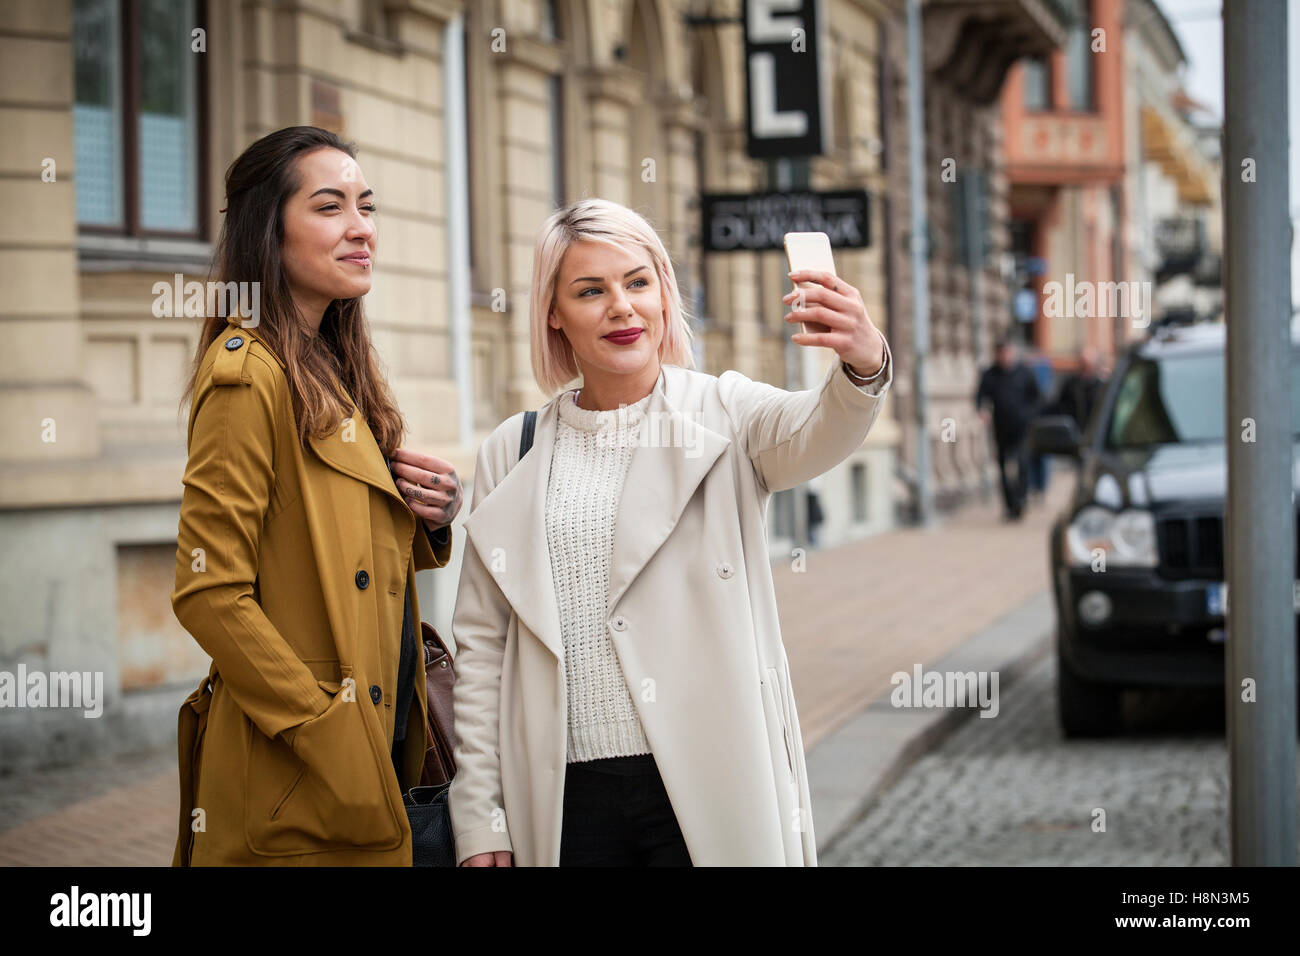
172, 126, 460, 866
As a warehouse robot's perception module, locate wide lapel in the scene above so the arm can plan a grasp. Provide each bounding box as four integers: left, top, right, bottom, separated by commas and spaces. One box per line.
605, 369, 730, 613
301, 397, 416, 669
307, 400, 408, 510
463, 399, 566, 661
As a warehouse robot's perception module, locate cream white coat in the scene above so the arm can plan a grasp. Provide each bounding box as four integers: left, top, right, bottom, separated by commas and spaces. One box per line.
449, 351, 891, 866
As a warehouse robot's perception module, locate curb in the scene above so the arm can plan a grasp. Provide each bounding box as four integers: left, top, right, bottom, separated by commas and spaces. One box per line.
808, 590, 1055, 858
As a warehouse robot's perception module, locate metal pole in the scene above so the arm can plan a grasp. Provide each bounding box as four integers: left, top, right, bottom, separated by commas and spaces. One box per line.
906, 0, 934, 525
965, 172, 985, 363
445, 13, 474, 451
774, 158, 810, 552
1223, 0, 1296, 866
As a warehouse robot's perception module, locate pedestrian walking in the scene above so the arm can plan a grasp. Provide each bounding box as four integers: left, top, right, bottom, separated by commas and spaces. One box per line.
1026, 349, 1055, 499
1046, 345, 1106, 433
448, 198, 893, 866
975, 338, 1042, 520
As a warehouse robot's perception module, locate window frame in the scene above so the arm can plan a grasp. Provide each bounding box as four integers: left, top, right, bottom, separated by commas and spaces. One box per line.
74, 0, 210, 242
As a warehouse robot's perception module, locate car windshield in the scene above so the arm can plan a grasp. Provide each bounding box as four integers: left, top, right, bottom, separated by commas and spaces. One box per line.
1105, 350, 1300, 448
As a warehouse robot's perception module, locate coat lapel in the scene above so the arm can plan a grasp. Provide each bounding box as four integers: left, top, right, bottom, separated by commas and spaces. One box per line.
605, 372, 730, 613
308, 403, 408, 510
464, 399, 565, 660
464, 368, 730, 662
303, 398, 416, 669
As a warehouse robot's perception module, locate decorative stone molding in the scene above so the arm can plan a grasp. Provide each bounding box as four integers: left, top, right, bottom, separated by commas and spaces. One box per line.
925, 0, 1068, 104
575, 62, 644, 106
383, 0, 466, 26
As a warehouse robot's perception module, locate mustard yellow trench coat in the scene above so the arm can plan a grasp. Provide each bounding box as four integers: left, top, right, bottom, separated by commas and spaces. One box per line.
171, 320, 451, 866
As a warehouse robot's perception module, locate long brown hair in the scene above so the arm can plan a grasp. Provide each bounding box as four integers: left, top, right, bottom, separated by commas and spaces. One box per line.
181, 126, 405, 454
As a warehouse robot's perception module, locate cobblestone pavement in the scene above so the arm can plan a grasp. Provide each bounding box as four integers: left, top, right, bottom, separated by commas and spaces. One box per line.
824, 653, 1300, 866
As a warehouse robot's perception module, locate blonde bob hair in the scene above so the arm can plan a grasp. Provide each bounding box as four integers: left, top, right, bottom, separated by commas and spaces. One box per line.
530, 198, 695, 395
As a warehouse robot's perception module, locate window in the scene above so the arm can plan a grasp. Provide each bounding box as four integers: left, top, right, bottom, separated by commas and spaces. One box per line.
1022, 56, 1049, 111
1065, 0, 1094, 111
542, 0, 564, 207
73, 0, 205, 236
540, 0, 559, 41
549, 74, 566, 209
1105, 352, 1300, 449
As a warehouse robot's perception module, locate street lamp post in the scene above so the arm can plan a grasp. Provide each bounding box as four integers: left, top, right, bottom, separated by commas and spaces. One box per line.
1222, 0, 1296, 866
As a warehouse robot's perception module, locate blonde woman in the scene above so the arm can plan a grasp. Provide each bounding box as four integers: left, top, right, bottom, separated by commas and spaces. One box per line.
449, 198, 892, 866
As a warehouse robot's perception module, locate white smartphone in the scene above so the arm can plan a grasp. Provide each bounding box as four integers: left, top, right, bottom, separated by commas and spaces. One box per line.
783, 231, 836, 335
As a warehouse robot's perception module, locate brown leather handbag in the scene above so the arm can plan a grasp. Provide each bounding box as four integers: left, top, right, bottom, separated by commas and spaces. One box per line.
418, 621, 458, 787
404, 621, 457, 866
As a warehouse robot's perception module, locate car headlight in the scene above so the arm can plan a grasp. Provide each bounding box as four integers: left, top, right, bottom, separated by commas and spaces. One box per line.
1065, 506, 1157, 568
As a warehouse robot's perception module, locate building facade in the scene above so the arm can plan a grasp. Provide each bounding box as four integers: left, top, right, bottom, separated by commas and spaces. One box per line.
891, 0, 1069, 510
1, 0, 911, 767
999, 0, 1219, 390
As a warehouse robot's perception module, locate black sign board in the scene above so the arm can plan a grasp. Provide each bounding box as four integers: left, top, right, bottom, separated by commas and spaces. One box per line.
701, 190, 871, 253
743, 0, 827, 158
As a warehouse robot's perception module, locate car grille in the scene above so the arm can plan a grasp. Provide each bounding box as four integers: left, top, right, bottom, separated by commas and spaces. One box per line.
1157, 511, 1297, 580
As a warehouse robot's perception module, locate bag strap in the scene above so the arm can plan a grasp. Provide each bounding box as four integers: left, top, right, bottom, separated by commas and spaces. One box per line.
518, 409, 537, 463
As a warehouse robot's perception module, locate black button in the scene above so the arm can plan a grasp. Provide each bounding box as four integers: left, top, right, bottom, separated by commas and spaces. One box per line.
355, 569, 369, 589
369, 684, 382, 704
225, 336, 244, 350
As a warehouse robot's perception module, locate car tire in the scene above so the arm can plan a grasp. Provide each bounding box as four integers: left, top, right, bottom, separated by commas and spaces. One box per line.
1057, 636, 1123, 738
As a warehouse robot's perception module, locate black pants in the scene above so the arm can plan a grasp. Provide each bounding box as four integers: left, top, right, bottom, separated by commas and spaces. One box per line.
996, 437, 1030, 517
559, 754, 692, 866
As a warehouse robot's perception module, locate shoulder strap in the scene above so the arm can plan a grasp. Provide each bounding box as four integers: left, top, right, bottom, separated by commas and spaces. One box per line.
517, 410, 537, 463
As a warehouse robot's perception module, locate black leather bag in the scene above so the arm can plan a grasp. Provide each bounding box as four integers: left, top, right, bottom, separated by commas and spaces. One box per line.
403, 410, 537, 867
405, 782, 455, 867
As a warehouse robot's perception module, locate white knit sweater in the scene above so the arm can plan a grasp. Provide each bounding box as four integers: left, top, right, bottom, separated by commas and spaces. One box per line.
546, 388, 654, 764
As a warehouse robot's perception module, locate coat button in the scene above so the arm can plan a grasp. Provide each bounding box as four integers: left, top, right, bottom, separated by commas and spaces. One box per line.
717, 563, 734, 579
610, 616, 627, 632
225, 336, 244, 350
355, 569, 369, 589
369, 684, 382, 704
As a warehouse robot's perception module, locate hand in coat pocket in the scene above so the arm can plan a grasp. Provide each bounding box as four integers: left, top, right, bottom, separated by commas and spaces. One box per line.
261, 685, 402, 851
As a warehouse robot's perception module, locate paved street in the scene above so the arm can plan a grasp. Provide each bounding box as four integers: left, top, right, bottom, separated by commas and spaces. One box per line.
823, 652, 1300, 866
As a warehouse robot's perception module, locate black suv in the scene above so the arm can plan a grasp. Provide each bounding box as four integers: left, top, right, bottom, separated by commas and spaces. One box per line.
1029, 320, 1299, 737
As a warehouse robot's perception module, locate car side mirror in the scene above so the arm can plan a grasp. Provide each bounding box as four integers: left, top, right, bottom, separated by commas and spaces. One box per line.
1028, 415, 1083, 459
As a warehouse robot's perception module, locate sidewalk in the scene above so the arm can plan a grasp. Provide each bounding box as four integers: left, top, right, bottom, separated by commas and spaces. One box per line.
0, 477, 1070, 865
775, 477, 1067, 751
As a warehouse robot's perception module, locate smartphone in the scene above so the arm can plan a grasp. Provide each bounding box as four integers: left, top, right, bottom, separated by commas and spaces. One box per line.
783, 231, 836, 335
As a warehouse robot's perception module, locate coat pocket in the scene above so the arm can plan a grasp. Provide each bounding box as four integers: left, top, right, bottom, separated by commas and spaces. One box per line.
244, 674, 403, 856
763, 667, 796, 780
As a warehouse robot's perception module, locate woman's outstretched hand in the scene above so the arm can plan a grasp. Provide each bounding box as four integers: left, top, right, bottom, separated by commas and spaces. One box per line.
784, 270, 887, 378
390, 448, 463, 531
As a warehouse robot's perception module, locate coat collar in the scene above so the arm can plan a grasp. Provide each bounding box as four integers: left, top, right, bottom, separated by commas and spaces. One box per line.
465, 366, 732, 661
